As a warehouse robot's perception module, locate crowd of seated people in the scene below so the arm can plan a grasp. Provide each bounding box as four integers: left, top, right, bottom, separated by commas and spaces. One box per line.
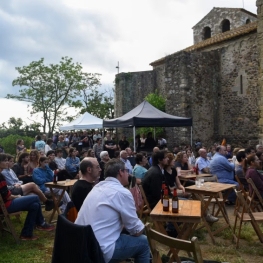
5, 129, 263, 251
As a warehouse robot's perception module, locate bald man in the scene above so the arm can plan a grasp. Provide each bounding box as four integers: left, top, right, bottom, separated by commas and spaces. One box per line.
149, 147, 160, 167
195, 148, 210, 174
71, 157, 101, 211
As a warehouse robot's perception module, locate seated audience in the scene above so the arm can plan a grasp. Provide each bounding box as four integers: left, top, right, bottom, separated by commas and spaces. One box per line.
65, 148, 80, 179
33, 157, 71, 213
13, 152, 33, 184
209, 145, 238, 205
186, 149, 195, 167
142, 150, 168, 209
35, 135, 46, 153
126, 147, 136, 167
93, 138, 103, 161
174, 151, 194, 175
120, 150, 133, 174
235, 151, 249, 191
132, 153, 148, 184
28, 150, 39, 175
256, 144, 263, 153
87, 149, 95, 158
45, 138, 53, 154
195, 148, 210, 174
244, 154, 263, 198
75, 158, 150, 263
148, 147, 159, 167
245, 146, 256, 155
2, 154, 54, 211
256, 151, 263, 171
71, 157, 101, 211
0, 153, 54, 241
47, 150, 58, 171
16, 139, 26, 157
99, 151, 110, 181
164, 152, 185, 195
225, 144, 233, 159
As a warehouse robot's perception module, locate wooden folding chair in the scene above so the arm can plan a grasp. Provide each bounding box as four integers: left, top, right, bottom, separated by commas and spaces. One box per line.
145, 223, 203, 263
235, 176, 260, 212
138, 185, 151, 223
234, 190, 263, 248
247, 178, 263, 211
0, 194, 21, 243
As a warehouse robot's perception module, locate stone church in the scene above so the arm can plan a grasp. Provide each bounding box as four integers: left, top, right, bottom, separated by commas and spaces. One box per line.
114, 1, 263, 148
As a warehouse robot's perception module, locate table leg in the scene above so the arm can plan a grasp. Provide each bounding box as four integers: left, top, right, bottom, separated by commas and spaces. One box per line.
47, 188, 65, 224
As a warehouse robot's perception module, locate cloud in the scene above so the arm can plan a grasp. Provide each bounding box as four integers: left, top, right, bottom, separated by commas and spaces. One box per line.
0, 0, 257, 123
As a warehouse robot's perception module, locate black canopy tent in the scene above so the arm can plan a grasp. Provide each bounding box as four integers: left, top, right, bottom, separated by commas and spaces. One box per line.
103, 101, 193, 151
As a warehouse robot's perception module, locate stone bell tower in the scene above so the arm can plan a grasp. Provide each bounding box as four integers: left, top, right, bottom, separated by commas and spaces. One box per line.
257, 0, 263, 142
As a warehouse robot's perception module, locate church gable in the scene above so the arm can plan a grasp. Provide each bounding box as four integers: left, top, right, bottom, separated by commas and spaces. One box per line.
192, 7, 257, 44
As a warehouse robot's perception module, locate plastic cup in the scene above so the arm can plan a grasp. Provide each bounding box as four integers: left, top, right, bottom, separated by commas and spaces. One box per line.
200, 178, 204, 186
195, 179, 201, 188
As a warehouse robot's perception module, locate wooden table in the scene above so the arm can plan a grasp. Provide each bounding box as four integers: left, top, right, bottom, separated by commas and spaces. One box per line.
150, 200, 201, 238
150, 200, 201, 261
185, 182, 237, 244
45, 179, 77, 223
179, 174, 213, 186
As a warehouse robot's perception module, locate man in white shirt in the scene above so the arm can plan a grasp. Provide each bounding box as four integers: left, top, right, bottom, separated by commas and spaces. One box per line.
75, 159, 150, 263
120, 150, 133, 174
54, 149, 66, 170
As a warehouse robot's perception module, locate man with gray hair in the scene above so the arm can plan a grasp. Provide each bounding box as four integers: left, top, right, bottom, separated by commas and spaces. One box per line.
75, 158, 150, 263
71, 157, 101, 211
256, 144, 263, 153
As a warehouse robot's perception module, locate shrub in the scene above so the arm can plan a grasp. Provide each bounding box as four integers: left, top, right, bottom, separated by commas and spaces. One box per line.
0, 135, 34, 155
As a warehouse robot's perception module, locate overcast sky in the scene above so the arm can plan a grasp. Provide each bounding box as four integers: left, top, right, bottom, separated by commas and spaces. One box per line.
0, 0, 257, 126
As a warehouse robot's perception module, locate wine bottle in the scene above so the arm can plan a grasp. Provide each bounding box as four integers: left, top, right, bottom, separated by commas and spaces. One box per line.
53, 169, 58, 184
163, 188, 169, 211
161, 182, 166, 203
195, 163, 199, 175
172, 188, 179, 213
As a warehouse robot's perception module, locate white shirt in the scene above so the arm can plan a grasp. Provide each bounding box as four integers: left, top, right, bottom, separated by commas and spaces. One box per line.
45, 144, 52, 154
54, 157, 66, 170
75, 177, 144, 263
120, 158, 133, 174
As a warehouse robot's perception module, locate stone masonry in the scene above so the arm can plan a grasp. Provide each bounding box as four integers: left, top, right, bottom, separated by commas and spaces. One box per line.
114, 6, 260, 149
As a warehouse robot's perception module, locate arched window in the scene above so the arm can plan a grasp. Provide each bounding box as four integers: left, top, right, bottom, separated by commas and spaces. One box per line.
246, 19, 251, 24
203, 27, 211, 40
221, 19, 230, 32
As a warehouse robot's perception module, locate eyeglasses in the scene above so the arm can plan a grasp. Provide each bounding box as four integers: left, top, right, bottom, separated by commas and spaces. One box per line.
122, 168, 129, 173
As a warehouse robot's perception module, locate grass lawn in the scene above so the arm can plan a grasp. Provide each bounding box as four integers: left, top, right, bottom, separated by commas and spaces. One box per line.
1, 206, 263, 263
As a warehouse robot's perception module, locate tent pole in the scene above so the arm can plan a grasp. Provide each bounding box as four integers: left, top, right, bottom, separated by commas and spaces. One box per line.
133, 126, 136, 152
191, 126, 193, 147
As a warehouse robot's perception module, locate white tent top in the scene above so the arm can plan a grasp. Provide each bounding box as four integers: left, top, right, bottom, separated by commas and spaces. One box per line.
59, 112, 103, 130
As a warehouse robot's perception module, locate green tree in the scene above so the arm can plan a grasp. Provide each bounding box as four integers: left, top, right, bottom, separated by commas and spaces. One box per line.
7, 57, 101, 136
139, 90, 166, 137
80, 87, 114, 119
145, 90, 166, 112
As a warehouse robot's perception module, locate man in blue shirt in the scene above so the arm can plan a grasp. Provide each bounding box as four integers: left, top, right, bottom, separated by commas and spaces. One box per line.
209, 145, 238, 204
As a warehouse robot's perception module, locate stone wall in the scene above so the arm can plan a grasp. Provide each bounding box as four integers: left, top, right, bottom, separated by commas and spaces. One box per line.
257, 0, 263, 143
193, 8, 257, 44
163, 50, 221, 148
114, 9, 260, 149
219, 33, 259, 146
